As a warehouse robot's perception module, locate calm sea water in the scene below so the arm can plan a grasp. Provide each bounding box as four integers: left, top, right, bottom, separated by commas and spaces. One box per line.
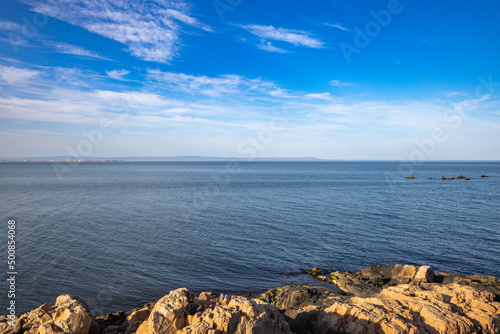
1, 161, 499, 314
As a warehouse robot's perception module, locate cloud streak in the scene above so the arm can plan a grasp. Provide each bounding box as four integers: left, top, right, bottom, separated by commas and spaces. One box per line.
0, 65, 41, 85
22, 0, 211, 62
106, 69, 130, 81
329, 80, 355, 87
147, 70, 280, 97
324, 22, 351, 32
43, 41, 110, 60
0, 20, 23, 32
239, 24, 324, 49
256, 41, 289, 53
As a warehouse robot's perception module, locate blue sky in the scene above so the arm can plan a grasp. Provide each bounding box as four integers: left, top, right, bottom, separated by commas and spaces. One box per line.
0, 0, 499, 160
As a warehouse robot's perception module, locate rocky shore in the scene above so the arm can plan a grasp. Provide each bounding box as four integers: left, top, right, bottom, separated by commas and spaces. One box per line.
2, 265, 499, 334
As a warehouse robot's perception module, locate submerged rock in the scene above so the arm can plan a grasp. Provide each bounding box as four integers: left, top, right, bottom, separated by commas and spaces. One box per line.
308, 267, 322, 277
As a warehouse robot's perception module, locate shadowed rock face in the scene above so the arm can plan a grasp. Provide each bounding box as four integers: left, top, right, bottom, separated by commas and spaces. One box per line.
1, 265, 499, 334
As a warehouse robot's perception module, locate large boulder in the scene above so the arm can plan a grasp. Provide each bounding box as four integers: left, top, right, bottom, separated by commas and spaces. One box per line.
0, 295, 93, 334
136, 288, 291, 334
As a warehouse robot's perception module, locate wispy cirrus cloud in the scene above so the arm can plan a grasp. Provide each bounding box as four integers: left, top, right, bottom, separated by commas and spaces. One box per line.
106, 69, 130, 81
0, 65, 41, 85
329, 80, 355, 87
238, 24, 324, 49
324, 22, 351, 32
43, 41, 110, 60
147, 70, 280, 97
22, 0, 212, 62
0, 20, 23, 32
256, 41, 289, 53
305, 92, 332, 100
159, 8, 213, 32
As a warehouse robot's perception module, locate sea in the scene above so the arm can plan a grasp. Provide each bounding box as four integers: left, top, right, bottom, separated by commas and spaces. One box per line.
1, 161, 499, 314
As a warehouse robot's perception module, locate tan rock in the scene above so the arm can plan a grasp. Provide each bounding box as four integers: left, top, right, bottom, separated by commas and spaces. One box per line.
267, 283, 500, 334
0, 295, 92, 334
414, 265, 435, 282
124, 305, 153, 334
137, 288, 291, 334
52, 295, 92, 334
36, 322, 57, 334
136, 288, 192, 334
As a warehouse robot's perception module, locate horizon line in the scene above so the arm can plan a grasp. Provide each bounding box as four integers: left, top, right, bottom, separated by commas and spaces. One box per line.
1, 156, 500, 163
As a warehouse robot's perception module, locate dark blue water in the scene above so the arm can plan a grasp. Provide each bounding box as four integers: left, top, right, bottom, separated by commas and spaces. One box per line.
1, 162, 499, 314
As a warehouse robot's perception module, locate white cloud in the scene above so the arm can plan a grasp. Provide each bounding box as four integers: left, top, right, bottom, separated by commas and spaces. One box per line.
443, 91, 469, 98
451, 95, 490, 112
305, 93, 332, 100
0, 65, 41, 85
239, 24, 324, 49
256, 41, 289, 53
147, 70, 278, 97
44, 41, 109, 60
0, 20, 23, 32
324, 22, 351, 32
159, 9, 213, 32
0, 95, 103, 124
23, 0, 211, 62
94, 90, 181, 107
106, 69, 130, 80
329, 80, 355, 87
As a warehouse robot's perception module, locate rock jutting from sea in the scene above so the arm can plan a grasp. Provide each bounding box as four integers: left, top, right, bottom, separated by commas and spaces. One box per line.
1, 265, 499, 334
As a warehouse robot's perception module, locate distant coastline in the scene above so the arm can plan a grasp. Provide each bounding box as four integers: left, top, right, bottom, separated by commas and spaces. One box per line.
1, 156, 500, 163
0, 156, 326, 162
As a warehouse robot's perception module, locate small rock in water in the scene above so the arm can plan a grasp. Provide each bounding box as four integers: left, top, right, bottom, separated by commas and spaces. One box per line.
309, 267, 323, 277
481, 174, 489, 177
441, 176, 446, 180
405, 176, 415, 179
458, 175, 463, 179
